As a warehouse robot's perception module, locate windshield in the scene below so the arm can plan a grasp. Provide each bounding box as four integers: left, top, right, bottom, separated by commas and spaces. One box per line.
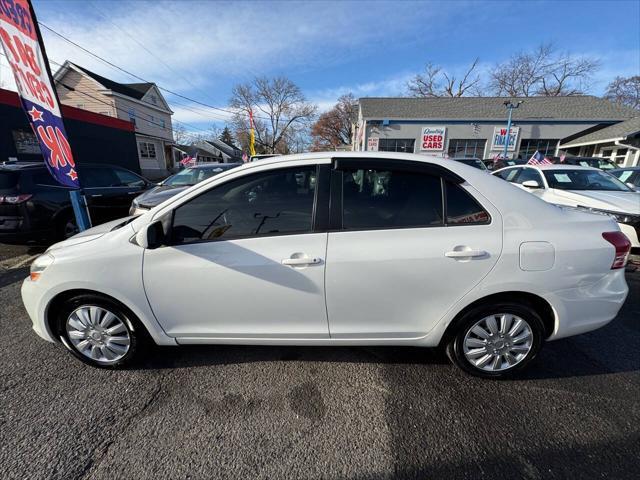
544, 169, 633, 192
163, 166, 229, 186
455, 159, 487, 170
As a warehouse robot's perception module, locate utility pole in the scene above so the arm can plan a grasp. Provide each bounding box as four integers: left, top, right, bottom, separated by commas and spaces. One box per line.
503, 100, 523, 160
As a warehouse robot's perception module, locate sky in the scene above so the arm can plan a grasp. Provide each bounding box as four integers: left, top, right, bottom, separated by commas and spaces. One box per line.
1, 0, 638, 135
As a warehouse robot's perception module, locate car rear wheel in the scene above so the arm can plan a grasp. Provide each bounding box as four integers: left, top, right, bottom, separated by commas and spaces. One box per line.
56, 294, 145, 368
446, 303, 544, 378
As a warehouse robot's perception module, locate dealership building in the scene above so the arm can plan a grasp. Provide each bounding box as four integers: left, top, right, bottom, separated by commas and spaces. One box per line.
354, 97, 640, 167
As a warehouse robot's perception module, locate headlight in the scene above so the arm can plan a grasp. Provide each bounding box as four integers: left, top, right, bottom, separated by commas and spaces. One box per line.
30, 253, 54, 281
576, 205, 640, 224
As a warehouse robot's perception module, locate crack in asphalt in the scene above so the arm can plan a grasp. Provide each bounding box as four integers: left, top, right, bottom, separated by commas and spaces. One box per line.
75, 376, 164, 480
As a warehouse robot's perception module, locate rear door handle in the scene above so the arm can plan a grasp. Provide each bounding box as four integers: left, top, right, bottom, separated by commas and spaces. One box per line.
445, 249, 487, 258
282, 257, 322, 266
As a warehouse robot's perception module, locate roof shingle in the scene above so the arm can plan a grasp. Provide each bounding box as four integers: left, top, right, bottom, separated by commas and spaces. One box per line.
359, 96, 638, 121
561, 116, 640, 147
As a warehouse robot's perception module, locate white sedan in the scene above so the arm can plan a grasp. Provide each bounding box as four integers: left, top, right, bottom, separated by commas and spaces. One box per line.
493, 164, 640, 250
22, 153, 630, 378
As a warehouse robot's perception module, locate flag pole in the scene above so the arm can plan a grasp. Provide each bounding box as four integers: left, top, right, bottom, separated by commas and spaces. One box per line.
25, 0, 92, 231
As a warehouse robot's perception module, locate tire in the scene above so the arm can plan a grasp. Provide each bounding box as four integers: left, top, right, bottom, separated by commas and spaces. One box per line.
56, 294, 147, 369
55, 212, 79, 241
445, 302, 544, 379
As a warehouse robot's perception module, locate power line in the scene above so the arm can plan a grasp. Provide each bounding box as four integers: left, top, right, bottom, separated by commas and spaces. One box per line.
37, 21, 296, 124
88, 1, 222, 110
0, 51, 220, 139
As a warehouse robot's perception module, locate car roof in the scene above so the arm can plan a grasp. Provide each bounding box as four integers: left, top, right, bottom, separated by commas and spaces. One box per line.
496, 163, 600, 172
0, 162, 45, 171
611, 166, 640, 172
191, 163, 241, 169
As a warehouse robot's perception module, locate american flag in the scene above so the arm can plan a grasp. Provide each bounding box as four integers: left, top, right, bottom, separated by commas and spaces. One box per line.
527, 151, 552, 165
180, 155, 195, 166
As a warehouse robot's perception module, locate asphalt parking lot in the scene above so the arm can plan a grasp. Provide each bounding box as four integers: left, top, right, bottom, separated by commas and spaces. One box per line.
0, 244, 638, 480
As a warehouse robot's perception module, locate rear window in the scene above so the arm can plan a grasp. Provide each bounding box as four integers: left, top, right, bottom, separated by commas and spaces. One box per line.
0, 171, 20, 189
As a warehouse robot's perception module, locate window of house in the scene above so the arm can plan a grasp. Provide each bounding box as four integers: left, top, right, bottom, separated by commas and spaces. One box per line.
171, 166, 317, 244
139, 142, 157, 159
445, 181, 490, 225
378, 139, 415, 153
160, 119, 166, 129
519, 139, 558, 159
128, 108, 136, 126
342, 168, 443, 229
447, 139, 486, 158
150, 95, 157, 104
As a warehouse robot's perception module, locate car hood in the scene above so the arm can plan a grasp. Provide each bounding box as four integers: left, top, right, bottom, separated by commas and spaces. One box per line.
551, 189, 640, 213
135, 185, 190, 207
48, 216, 135, 251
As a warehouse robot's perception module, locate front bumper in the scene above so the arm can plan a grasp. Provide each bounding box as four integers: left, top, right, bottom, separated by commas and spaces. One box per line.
619, 222, 640, 250
21, 276, 56, 342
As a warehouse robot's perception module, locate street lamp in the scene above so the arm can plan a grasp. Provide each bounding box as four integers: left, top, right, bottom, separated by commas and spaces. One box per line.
502, 100, 523, 160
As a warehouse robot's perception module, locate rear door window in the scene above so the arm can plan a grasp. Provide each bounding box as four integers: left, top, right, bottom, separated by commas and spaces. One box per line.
445, 181, 490, 225
80, 167, 121, 188
494, 168, 521, 182
341, 168, 443, 229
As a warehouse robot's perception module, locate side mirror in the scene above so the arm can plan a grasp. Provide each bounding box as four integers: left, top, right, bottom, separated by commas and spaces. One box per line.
626, 182, 637, 190
521, 180, 540, 189
135, 220, 167, 249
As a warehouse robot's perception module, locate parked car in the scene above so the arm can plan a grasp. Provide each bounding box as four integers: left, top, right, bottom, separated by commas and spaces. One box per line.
551, 156, 617, 170
1, 162, 152, 242
492, 164, 640, 251
482, 159, 527, 171
610, 166, 640, 191
130, 163, 241, 215
250, 154, 279, 162
22, 152, 630, 378
451, 157, 488, 171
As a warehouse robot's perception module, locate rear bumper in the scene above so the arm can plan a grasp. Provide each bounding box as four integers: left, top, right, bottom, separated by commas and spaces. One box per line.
546, 269, 628, 340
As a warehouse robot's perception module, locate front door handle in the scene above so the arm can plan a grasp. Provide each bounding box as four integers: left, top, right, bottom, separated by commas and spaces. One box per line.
445, 249, 487, 259
282, 256, 322, 266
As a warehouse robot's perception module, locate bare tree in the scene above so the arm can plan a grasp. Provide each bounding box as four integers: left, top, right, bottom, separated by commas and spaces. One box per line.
490, 43, 599, 96
173, 124, 190, 145
407, 59, 482, 97
229, 76, 317, 154
605, 76, 640, 110
310, 93, 358, 151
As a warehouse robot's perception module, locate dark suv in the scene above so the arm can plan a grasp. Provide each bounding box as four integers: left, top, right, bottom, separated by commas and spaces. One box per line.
0, 162, 153, 242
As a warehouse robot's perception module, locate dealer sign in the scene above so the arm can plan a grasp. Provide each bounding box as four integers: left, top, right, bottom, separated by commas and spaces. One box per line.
491, 126, 520, 152
420, 126, 446, 151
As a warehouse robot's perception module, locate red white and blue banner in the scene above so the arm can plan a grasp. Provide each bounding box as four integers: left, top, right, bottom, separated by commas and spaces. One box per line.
0, 0, 79, 188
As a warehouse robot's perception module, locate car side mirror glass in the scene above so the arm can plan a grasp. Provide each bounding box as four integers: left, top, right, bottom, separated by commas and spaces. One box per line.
626, 182, 636, 190
521, 180, 540, 189
135, 220, 167, 249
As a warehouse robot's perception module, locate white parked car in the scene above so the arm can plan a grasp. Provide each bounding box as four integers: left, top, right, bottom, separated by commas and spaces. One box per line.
492, 164, 640, 251
22, 153, 631, 378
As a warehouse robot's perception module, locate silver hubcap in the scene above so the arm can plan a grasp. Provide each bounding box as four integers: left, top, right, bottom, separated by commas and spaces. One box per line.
463, 313, 533, 372
66, 306, 131, 364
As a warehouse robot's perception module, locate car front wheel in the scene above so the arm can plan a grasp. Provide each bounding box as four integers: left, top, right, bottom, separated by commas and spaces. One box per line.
446, 303, 544, 378
56, 294, 145, 368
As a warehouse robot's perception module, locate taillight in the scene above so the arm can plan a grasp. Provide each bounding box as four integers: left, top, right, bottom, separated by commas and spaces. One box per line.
602, 231, 631, 269
0, 194, 32, 204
